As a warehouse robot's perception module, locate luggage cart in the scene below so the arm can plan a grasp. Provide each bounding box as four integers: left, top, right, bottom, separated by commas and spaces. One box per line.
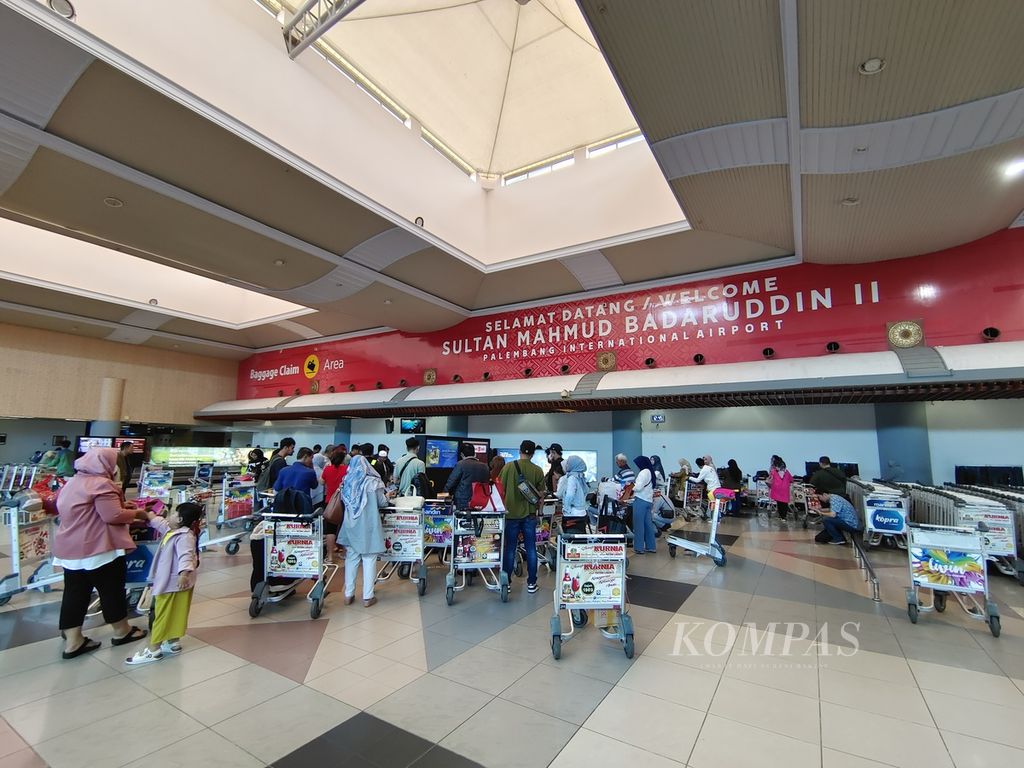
790, 482, 822, 529
444, 507, 509, 605
550, 533, 634, 659
848, 478, 909, 549
905, 522, 1001, 636
249, 509, 338, 619
684, 478, 707, 519
423, 499, 453, 566
516, 499, 557, 577
377, 506, 428, 597
0, 488, 62, 607
666, 489, 732, 566
957, 485, 1024, 585
200, 476, 255, 556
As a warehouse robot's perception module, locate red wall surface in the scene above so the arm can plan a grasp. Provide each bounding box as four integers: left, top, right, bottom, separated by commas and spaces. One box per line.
237, 229, 1024, 399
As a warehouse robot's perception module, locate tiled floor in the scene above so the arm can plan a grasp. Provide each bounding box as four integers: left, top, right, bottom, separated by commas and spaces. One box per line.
3, 514, 1024, 767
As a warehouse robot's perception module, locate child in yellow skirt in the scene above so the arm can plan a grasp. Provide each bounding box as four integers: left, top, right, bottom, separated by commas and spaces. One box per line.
126, 502, 203, 665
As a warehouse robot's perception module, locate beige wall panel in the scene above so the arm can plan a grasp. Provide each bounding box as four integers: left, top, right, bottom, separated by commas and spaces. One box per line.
803, 138, 1024, 263
670, 165, 793, 251
47, 63, 393, 256
800, 0, 1024, 128
383, 247, 484, 308
581, 0, 784, 141
0, 149, 331, 291
602, 229, 789, 283
473, 260, 582, 308
0, 323, 236, 423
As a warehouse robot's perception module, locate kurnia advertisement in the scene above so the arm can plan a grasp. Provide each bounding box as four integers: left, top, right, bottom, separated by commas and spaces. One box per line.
237, 230, 1024, 399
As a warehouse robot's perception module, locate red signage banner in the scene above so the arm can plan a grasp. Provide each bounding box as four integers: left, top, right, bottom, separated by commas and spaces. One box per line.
237, 230, 1024, 399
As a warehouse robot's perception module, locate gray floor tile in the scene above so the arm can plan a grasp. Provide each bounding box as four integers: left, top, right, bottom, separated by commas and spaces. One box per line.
500, 663, 613, 725
440, 698, 577, 768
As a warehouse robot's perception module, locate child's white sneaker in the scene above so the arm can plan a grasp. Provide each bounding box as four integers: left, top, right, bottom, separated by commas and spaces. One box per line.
125, 647, 163, 666
160, 640, 183, 655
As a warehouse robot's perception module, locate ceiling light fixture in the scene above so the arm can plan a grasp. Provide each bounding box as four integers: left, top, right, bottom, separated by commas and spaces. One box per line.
916, 284, 938, 300
103, 196, 124, 208
47, 0, 75, 20
858, 57, 886, 76
1003, 159, 1024, 179
273, 259, 286, 267
148, 298, 159, 306
384, 299, 392, 305
840, 196, 860, 207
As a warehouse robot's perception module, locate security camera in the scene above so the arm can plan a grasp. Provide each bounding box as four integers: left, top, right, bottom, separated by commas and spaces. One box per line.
560, 389, 571, 399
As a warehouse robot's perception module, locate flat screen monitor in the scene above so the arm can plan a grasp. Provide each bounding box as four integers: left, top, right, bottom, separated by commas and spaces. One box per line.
955, 465, 1024, 487
425, 438, 459, 469
496, 447, 546, 473
461, 438, 490, 464
401, 418, 426, 434
561, 450, 599, 483
77, 436, 113, 453
113, 437, 147, 455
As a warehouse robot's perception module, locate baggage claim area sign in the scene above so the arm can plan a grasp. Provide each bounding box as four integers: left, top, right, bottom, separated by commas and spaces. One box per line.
238, 230, 1024, 398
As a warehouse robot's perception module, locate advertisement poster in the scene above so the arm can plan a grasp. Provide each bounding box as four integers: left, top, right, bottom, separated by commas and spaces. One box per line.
957, 509, 1015, 556
866, 498, 907, 534
536, 516, 551, 544
424, 514, 452, 546
18, 523, 50, 561
139, 470, 174, 500
425, 438, 459, 469
223, 485, 255, 520
910, 548, 985, 591
150, 446, 250, 467
563, 540, 627, 561
267, 537, 319, 578
560, 561, 624, 605
382, 512, 423, 561
236, 229, 1024, 399
453, 533, 502, 565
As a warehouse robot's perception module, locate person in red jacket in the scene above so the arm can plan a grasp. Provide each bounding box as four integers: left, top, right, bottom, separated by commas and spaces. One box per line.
53, 448, 149, 659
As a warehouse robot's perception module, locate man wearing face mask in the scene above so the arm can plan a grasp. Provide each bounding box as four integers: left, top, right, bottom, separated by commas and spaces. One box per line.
544, 443, 565, 496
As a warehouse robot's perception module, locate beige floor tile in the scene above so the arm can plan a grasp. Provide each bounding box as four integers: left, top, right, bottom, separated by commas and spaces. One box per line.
688, 586, 754, 608
3, 675, 155, 745
909, 659, 1024, 710
626, 605, 676, 632
440, 698, 576, 768
124, 645, 248, 696
480, 623, 555, 662
500, 663, 613, 725
121, 728, 264, 768
328, 675, 398, 709
0, 657, 116, 712
617, 656, 720, 710
193, 577, 252, 599
821, 702, 953, 768
819, 668, 932, 726
368, 673, 493, 742
186, 598, 245, 625
0, 639, 63, 679
924, 688, 1024, 749
941, 730, 1024, 768
817, 645, 916, 685
550, 729, 685, 768
35, 699, 203, 768
433, 645, 538, 695
733, 623, 821, 659
213, 685, 358, 763
660, 613, 741, 652
162, 663, 298, 726
0, 747, 47, 768
710, 676, 819, 745
583, 686, 702, 761
822, 748, 899, 767
643, 630, 732, 675
724, 651, 819, 698
689, 713, 821, 768
90, 633, 208, 670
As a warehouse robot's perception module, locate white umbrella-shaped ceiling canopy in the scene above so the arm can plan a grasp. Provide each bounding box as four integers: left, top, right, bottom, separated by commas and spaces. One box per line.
319, 0, 640, 175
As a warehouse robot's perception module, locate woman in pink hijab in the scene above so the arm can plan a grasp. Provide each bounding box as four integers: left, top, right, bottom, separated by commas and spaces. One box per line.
53, 448, 149, 658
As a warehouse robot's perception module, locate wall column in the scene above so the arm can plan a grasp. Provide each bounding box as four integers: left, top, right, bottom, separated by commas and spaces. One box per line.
612, 410, 643, 467
89, 377, 125, 436
875, 402, 932, 484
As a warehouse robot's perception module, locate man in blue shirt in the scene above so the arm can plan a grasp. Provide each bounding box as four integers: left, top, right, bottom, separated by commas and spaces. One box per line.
817, 492, 863, 545
273, 447, 319, 499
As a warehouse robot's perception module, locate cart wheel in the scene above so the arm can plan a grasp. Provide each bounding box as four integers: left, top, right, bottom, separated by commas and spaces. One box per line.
398, 563, 411, 579
711, 543, 727, 567
551, 635, 562, 660
571, 609, 589, 628
249, 596, 263, 618
499, 570, 509, 603
215, 523, 223, 531
514, 552, 524, 579
417, 577, 427, 597
934, 592, 947, 613
310, 598, 323, 619
668, 544, 677, 559
624, 633, 635, 659
445, 585, 454, 606
226, 540, 240, 556
907, 602, 918, 624
989, 614, 1001, 637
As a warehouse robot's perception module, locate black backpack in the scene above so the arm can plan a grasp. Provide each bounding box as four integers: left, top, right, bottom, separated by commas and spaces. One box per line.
273, 487, 313, 517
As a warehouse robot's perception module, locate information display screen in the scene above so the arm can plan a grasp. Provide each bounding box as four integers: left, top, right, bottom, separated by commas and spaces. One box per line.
149, 446, 249, 467
77, 436, 113, 453
495, 448, 598, 483
401, 418, 426, 434
425, 438, 459, 469
113, 437, 147, 454
461, 438, 490, 463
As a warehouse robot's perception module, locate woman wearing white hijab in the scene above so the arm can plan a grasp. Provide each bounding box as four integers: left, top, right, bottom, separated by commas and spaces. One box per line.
339, 455, 388, 607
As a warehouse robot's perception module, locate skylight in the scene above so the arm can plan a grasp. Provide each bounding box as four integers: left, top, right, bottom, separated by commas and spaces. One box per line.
0, 218, 314, 329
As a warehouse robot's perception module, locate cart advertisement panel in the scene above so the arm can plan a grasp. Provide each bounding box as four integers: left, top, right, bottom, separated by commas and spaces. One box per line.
559, 561, 625, 605
139, 470, 174, 500
563, 540, 627, 561
424, 514, 452, 546
956, 509, 1015, 556
17, 522, 49, 561
866, 498, 908, 534
910, 547, 985, 592
267, 535, 319, 578
223, 484, 255, 520
382, 512, 423, 562
452, 533, 502, 565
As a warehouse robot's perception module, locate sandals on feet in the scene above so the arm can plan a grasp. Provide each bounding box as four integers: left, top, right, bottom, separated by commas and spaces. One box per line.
111, 626, 148, 646
62, 638, 101, 660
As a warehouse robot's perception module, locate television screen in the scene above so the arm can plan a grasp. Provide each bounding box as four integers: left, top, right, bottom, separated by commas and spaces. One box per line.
77, 436, 113, 453
425, 438, 459, 469
113, 437, 147, 455
955, 465, 1024, 486
562, 450, 599, 484
461, 438, 490, 463
401, 418, 426, 434
496, 448, 546, 473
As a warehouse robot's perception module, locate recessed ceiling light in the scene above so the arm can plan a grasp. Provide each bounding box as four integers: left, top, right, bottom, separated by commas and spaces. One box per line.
858, 57, 886, 76
840, 196, 860, 207
1003, 159, 1024, 179
273, 259, 286, 267
103, 196, 124, 208
47, 0, 75, 20
148, 298, 159, 305
384, 299, 393, 305
854, 146, 869, 153
172, 343, 180, 348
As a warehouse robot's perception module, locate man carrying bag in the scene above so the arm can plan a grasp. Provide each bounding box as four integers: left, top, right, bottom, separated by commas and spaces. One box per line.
497, 440, 545, 594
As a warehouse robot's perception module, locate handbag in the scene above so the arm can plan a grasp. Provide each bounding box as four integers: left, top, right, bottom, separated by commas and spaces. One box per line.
323, 487, 344, 525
